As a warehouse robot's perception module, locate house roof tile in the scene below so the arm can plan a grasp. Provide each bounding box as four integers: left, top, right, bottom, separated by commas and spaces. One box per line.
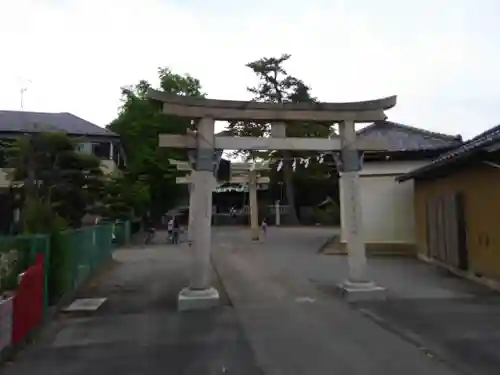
357, 121, 462, 152
0, 110, 118, 137
398, 124, 500, 181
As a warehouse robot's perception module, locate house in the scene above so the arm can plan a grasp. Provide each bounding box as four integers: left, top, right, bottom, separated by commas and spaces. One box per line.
0, 110, 124, 187
337, 121, 462, 254
398, 124, 500, 282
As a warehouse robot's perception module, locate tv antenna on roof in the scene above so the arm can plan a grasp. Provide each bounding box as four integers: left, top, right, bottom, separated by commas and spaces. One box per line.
19, 78, 32, 110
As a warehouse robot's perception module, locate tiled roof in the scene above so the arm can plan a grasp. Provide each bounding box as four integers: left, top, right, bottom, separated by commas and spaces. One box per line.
357, 121, 462, 152
0, 110, 118, 137
398, 124, 500, 181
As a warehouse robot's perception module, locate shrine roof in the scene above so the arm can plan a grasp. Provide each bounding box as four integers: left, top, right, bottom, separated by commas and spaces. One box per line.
357, 121, 462, 152
398, 123, 500, 182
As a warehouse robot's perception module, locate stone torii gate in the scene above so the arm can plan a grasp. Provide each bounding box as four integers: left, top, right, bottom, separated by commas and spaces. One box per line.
228, 161, 270, 240
170, 159, 269, 241
149, 89, 396, 310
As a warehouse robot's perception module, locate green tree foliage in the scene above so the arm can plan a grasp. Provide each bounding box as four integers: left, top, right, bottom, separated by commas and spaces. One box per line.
108, 67, 205, 221
227, 54, 334, 223
3, 131, 105, 230
99, 172, 150, 221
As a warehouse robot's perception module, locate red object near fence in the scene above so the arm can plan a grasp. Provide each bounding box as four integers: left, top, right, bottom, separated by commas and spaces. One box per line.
11, 253, 44, 345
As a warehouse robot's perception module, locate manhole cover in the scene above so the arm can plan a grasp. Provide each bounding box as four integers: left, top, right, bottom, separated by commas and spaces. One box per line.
62, 298, 107, 312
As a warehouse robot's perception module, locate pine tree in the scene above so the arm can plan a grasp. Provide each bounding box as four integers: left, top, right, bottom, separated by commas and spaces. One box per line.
227, 54, 332, 223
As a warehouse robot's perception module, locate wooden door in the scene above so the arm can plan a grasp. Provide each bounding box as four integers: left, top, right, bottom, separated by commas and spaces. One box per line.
426, 196, 439, 259
426, 192, 469, 269
455, 193, 469, 270
436, 196, 448, 262
443, 194, 460, 268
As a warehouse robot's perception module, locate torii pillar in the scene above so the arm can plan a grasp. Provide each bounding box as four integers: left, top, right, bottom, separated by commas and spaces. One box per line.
337, 120, 385, 299
271, 122, 287, 227
178, 118, 219, 311
186, 175, 217, 243
248, 169, 260, 240
169, 157, 221, 244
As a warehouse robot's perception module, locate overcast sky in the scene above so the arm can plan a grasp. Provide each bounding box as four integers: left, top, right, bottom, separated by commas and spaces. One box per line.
1, 0, 499, 140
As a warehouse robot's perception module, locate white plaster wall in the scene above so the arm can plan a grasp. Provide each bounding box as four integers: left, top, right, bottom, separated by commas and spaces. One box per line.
340, 160, 426, 244
100, 159, 118, 175
359, 160, 426, 176
76, 142, 92, 154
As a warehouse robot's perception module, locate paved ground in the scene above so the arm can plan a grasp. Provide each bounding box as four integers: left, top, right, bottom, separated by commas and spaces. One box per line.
1, 230, 262, 375
3, 227, 500, 374
213, 227, 500, 375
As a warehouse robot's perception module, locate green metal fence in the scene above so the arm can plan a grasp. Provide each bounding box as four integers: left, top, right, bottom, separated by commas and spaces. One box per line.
113, 221, 131, 246
98, 220, 131, 247
56, 224, 114, 295
1, 221, 129, 312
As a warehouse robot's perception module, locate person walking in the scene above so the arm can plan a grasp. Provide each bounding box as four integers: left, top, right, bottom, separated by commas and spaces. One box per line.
144, 216, 155, 244
261, 219, 268, 238
172, 216, 180, 244
167, 217, 173, 243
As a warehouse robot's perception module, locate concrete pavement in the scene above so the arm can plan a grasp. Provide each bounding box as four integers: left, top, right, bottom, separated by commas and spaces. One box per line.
212, 227, 459, 375
213, 227, 500, 375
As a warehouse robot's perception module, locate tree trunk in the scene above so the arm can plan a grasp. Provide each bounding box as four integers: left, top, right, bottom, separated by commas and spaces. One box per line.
282, 151, 299, 225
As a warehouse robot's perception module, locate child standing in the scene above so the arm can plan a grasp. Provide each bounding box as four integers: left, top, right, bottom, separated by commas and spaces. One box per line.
260, 219, 268, 237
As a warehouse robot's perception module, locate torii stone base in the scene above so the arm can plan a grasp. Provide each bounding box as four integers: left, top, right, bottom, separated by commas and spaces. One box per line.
178, 287, 220, 312
335, 281, 386, 302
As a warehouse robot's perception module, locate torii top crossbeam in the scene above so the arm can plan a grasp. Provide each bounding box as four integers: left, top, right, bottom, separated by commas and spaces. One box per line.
148, 89, 397, 122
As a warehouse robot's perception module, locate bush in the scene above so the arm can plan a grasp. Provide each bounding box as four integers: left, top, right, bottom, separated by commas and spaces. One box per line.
0, 240, 22, 294
22, 197, 56, 234
47, 216, 70, 304
19, 196, 71, 304
309, 206, 341, 226
0, 235, 43, 295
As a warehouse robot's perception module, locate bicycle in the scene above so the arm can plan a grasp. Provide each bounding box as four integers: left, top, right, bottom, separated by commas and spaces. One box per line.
144, 227, 156, 245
